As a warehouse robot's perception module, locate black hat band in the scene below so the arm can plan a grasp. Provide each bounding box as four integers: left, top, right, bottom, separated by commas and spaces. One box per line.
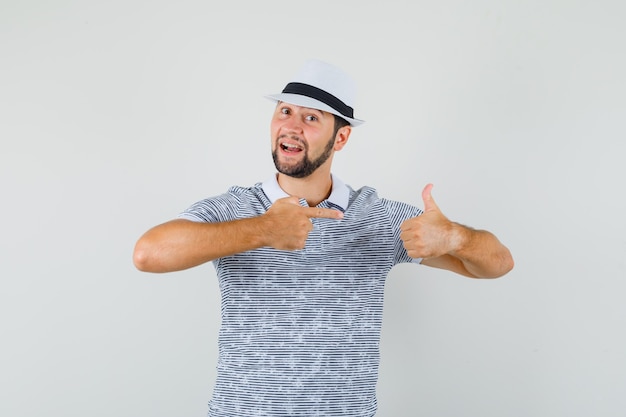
281, 82, 354, 119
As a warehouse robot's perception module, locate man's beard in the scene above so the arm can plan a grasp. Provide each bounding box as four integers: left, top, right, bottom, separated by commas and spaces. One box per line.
272, 135, 335, 179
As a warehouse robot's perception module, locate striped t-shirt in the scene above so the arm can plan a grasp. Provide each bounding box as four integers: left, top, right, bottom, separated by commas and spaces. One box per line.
179, 174, 423, 417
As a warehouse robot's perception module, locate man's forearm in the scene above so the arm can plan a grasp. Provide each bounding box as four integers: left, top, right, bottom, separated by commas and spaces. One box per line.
133, 218, 266, 273
449, 224, 514, 278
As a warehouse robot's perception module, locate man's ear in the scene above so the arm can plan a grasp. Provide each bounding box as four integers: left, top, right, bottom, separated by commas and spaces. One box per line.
333, 126, 352, 151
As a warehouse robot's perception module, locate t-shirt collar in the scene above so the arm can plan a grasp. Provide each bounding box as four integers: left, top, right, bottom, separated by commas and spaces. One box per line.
261, 173, 350, 211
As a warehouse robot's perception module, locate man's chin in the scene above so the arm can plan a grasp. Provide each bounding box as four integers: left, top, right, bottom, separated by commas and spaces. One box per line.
273, 157, 305, 177
275, 167, 310, 179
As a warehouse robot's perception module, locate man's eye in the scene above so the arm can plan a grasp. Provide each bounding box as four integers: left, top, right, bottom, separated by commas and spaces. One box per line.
306, 115, 318, 122
281, 108, 290, 114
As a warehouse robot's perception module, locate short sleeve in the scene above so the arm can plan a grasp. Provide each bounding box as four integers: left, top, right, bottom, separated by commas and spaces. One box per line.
380, 198, 424, 265
178, 192, 243, 223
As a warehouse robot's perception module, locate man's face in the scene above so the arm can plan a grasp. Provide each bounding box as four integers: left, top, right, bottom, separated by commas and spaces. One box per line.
270, 102, 337, 178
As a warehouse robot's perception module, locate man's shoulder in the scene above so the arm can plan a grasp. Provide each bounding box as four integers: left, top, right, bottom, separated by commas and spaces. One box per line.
210, 182, 270, 208
178, 182, 268, 222
225, 182, 265, 197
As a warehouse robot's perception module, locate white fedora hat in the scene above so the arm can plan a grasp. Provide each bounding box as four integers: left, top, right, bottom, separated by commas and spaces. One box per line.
265, 59, 365, 127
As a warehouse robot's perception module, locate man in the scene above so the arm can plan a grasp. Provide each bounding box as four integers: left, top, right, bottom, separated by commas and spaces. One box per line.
133, 59, 514, 417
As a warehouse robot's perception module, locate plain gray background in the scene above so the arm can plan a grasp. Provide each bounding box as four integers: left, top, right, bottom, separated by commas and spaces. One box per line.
1, 1, 625, 416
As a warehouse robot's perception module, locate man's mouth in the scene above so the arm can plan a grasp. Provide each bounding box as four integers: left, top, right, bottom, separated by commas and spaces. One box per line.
279, 137, 305, 154
280, 143, 304, 153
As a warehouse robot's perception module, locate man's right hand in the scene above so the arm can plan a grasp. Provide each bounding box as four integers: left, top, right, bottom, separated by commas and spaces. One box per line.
260, 196, 344, 250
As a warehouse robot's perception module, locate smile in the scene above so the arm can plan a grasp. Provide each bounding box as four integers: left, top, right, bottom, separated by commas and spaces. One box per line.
280, 143, 304, 153
278, 137, 306, 154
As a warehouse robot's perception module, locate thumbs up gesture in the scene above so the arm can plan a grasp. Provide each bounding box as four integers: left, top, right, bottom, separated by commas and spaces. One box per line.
400, 184, 458, 259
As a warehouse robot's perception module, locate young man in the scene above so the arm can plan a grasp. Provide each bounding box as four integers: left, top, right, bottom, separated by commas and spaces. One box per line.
133, 59, 513, 417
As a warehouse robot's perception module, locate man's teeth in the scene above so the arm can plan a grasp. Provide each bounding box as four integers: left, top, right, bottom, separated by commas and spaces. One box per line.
282, 143, 302, 150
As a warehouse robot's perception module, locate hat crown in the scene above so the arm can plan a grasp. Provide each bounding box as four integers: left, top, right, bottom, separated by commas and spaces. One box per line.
290, 59, 357, 108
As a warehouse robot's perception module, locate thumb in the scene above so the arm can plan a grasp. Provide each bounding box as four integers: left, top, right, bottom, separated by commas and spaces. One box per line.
421, 183, 440, 212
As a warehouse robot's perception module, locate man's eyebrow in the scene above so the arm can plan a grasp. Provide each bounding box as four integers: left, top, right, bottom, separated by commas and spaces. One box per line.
307, 107, 324, 116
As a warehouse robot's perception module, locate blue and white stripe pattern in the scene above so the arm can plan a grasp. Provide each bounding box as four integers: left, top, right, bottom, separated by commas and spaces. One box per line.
179, 175, 423, 417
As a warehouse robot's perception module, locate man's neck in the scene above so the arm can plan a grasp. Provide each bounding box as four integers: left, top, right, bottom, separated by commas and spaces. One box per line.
276, 170, 333, 207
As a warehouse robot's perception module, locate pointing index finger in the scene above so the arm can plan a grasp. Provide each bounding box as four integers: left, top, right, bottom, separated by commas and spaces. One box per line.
304, 207, 344, 220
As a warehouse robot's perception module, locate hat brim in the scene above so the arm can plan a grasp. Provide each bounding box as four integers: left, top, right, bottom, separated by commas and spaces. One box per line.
265, 93, 365, 127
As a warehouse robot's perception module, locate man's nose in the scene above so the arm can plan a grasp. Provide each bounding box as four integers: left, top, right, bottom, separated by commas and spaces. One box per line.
283, 115, 304, 132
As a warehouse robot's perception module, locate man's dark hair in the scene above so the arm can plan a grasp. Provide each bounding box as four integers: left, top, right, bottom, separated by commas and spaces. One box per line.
333, 115, 350, 137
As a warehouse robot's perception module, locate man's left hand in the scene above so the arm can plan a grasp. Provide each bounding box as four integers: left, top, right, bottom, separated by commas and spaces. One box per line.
399, 184, 459, 259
